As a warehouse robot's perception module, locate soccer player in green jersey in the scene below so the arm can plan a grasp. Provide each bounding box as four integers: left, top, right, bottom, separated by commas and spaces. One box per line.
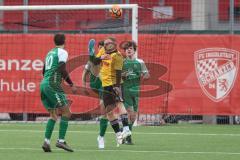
122, 41, 150, 144
40, 33, 77, 152
82, 41, 109, 149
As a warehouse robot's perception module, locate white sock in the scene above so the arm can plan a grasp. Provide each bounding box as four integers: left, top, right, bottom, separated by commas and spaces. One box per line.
116, 132, 121, 136
123, 126, 130, 131
58, 139, 65, 143
44, 138, 50, 144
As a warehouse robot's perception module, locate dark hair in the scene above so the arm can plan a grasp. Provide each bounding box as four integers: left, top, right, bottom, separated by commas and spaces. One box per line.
123, 41, 137, 51
54, 33, 65, 46
98, 41, 104, 47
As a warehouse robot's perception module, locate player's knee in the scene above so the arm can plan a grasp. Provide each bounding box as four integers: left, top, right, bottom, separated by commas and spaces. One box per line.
127, 107, 133, 113
49, 112, 58, 121
60, 107, 72, 118
63, 111, 72, 119
107, 111, 117, 121
128, 110, 136, 122
117, 103, 127, 114
107, 111, 114, 118
130, 114, 136, 123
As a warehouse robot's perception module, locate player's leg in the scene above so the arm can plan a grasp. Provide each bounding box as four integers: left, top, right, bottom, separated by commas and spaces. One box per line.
88, 39, 96, 63
115, 86, 131, 139
125, 107, 136, 145
89, 76, 109, 149
103, 86, 123, 145
125, 94, 139, 144
99, 100, 108, 137
42, 109, 58, 152
127, 107, 135, 131
116, 102, 131, 139
98, 117, 108, 149
88, 39, 95, 56
55, 92, 74, 152
123, 89, 134, 131
98, 99, 108, 149
40, 84, 58, 152
106, 109, 123, 146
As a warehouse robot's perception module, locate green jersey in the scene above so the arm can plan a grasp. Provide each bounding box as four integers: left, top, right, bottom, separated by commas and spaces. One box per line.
40, 47, 69, 109
122, 58, 148, 91
84, 61, 102, 97
42, 47, 68, 89
122, 58, 148, 111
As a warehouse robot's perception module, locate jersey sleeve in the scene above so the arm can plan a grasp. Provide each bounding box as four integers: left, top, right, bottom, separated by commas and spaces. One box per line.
113, 53, 123, 70
96, 47, 105, 58
138, 59, 149, 74
58, 48, 68, 63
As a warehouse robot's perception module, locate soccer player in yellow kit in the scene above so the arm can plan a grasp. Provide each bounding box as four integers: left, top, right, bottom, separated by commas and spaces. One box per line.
91, 37, 131, 146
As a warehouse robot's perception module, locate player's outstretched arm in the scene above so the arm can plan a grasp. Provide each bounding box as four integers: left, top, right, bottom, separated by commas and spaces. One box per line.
58, 62, 77, 93
140, 59, 150, 79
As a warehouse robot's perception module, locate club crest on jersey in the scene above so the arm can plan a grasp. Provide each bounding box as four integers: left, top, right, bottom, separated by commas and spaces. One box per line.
194, 48, 239, 102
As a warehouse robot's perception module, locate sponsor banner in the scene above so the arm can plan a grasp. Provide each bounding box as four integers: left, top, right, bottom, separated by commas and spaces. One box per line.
0, 34, 240, 115
194, 48, 239, 102
167, 35, 240, 115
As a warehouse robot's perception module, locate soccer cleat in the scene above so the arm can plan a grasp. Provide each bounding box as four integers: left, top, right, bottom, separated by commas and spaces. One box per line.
122, 129, 131, 139
42, 141, 52, 152
124, 135, 134, 145
116, 132, 123, 146
56, 141, 74, 152
88, 39, 95, 56
97, 136, 105, 149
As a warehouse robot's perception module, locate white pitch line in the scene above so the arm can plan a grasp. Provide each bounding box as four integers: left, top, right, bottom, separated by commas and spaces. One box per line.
0, 147, 240, 155
0, 129, 240, 137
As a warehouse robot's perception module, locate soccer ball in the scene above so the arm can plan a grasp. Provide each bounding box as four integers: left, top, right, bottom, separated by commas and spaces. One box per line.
109, 5, 122, 19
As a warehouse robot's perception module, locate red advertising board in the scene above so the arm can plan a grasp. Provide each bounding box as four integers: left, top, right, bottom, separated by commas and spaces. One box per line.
0, 34, 240, 115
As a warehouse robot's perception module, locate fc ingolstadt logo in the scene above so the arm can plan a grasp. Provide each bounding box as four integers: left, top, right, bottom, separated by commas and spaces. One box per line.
194, 48, 239, 102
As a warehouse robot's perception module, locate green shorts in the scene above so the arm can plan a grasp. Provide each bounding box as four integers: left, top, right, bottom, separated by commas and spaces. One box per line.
89, 74, 103, 99
123, 87, 139, 112
40, 81, 68, 110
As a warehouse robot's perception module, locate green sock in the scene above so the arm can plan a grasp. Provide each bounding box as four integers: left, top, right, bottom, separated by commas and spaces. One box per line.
45, 119, 56, 139
129, 123, 133, 131
99, 118, 108, 137
59, 116, 69, 140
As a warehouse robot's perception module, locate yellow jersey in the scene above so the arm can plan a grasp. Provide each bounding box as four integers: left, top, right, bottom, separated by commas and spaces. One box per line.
96, 48, 123, 87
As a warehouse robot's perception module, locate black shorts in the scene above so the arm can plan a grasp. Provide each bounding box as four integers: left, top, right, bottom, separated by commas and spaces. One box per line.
102, 85, 124, 107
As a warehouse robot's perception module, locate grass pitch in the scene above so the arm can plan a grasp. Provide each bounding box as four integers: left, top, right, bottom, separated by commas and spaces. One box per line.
0, 123, 240, 160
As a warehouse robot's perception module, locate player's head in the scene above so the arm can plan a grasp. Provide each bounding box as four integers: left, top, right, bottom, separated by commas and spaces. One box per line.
123, 41, 137, 58
104, 36, 116, 45
98, 41, 104, 51
54, 33, 65, 47
104, 37, 117, 54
